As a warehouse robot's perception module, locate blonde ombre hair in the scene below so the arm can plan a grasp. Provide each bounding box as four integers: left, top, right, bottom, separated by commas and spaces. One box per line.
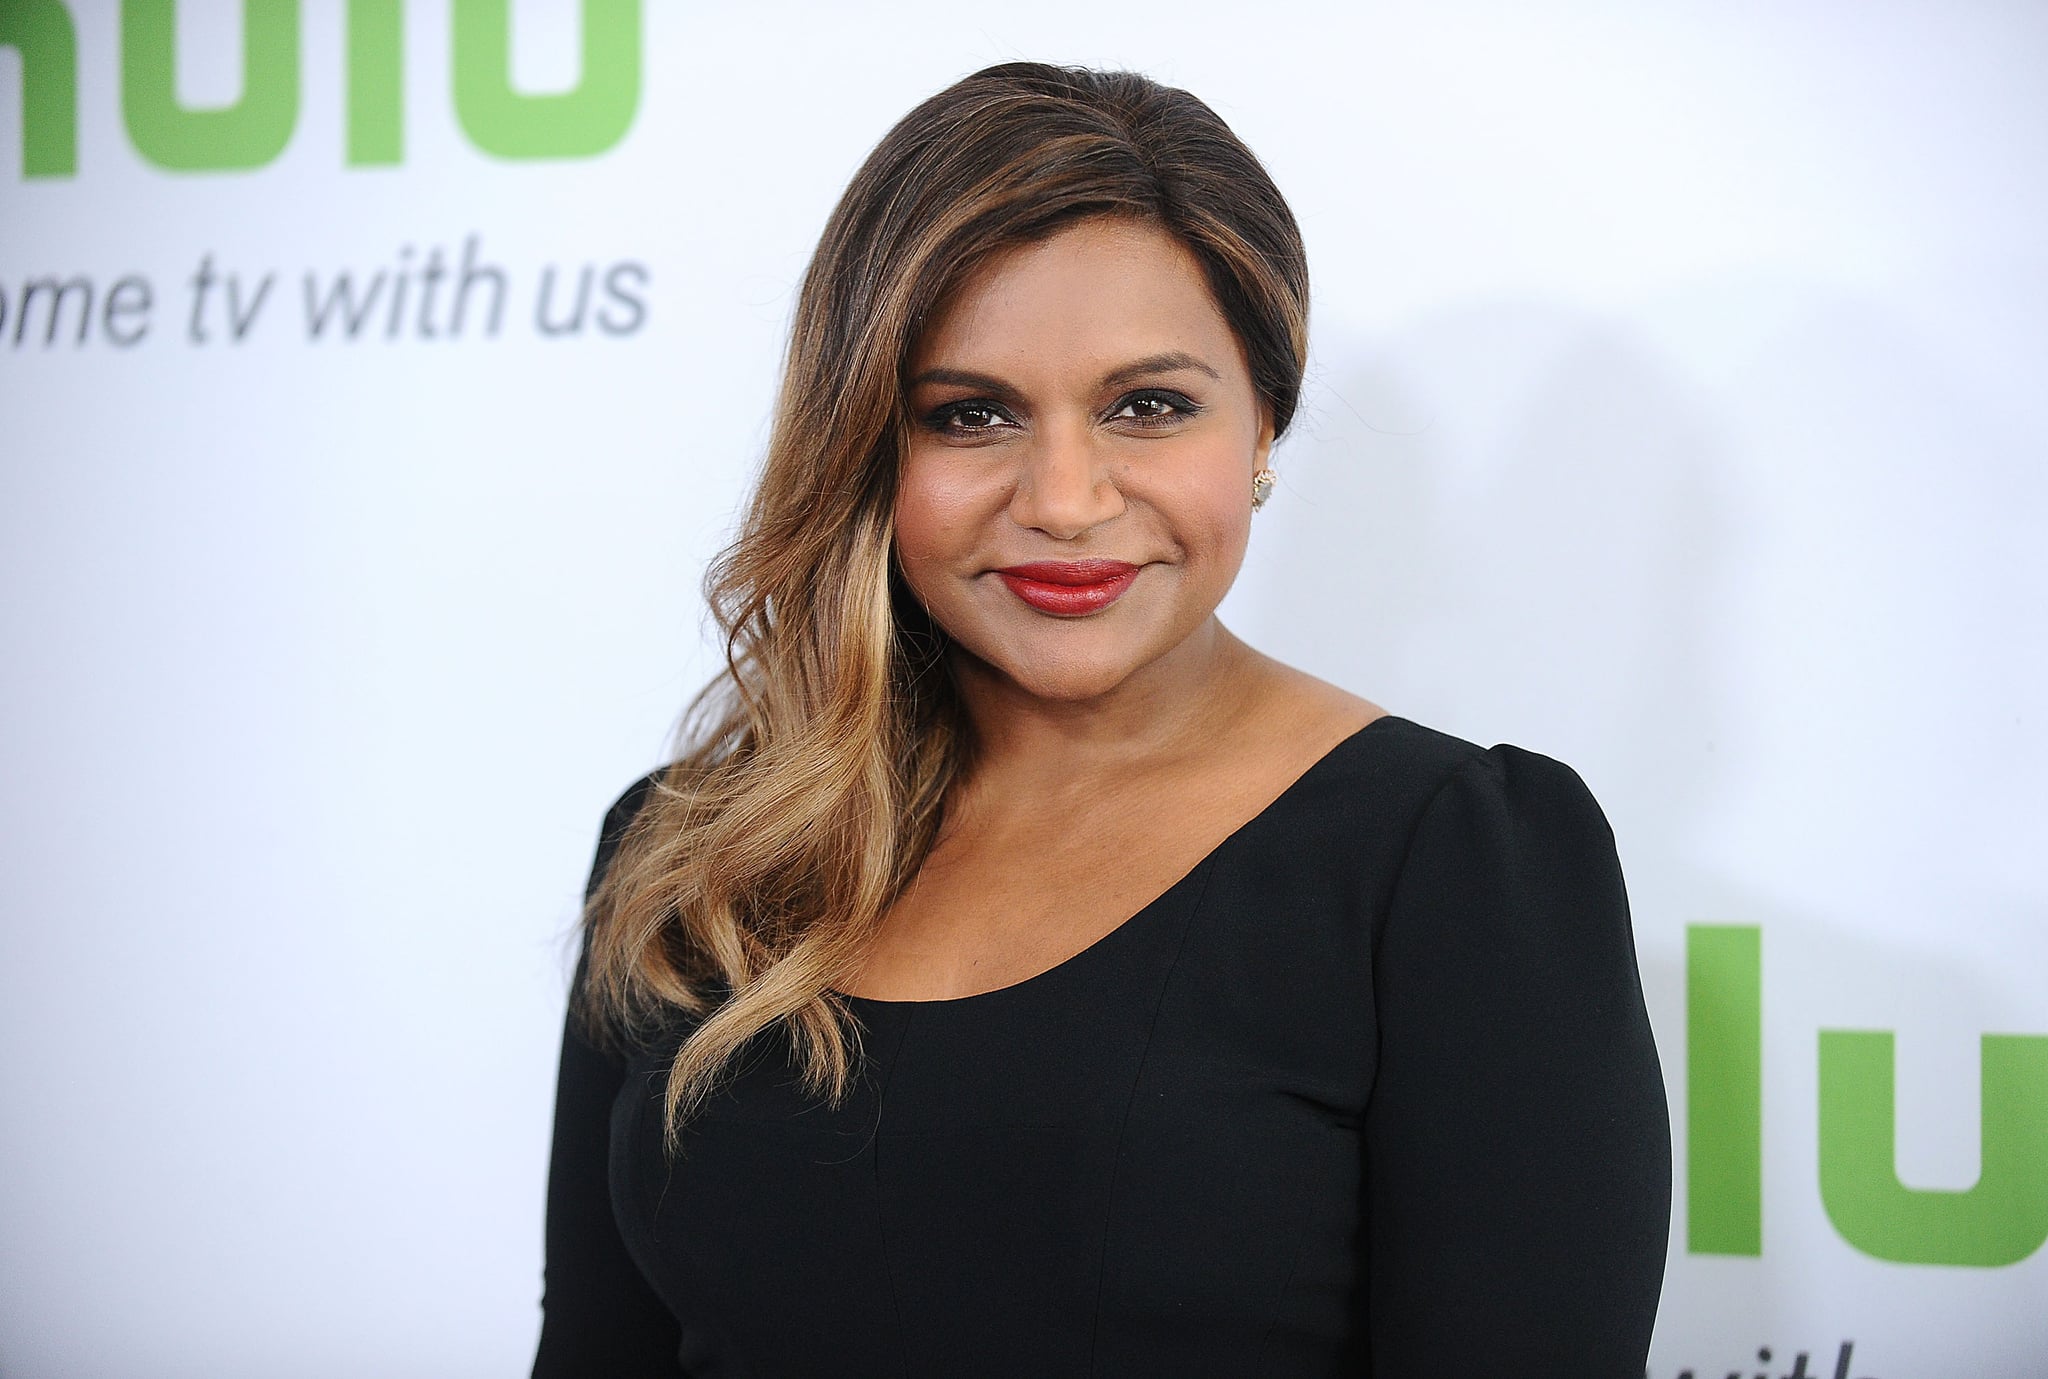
582, 62, 1312, 1146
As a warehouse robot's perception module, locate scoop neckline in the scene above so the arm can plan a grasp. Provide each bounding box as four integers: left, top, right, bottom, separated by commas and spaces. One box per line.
831, 712, 1407, 1010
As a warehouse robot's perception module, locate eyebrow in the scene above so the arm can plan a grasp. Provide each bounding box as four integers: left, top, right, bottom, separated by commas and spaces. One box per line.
907, 350, 1222, 397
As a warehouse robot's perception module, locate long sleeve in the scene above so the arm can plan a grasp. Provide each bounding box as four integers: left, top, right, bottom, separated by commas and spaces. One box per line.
1363, 746, 1671, 1375
532, 774, 687, 1378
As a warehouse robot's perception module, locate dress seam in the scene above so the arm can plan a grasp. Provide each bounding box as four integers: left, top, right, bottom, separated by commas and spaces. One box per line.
1084, 850, 1221, 1377
1359, 748, 1493, 1143
1366, 746, 1496, 974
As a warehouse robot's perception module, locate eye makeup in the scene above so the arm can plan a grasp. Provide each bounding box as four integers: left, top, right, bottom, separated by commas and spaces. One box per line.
1106, 388, 1202, 427
920, 399, 1020, 436
917, 387, 1204, 439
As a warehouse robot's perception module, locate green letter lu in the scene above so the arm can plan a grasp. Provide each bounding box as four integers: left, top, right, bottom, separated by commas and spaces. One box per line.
1687, 923, 2048, 1267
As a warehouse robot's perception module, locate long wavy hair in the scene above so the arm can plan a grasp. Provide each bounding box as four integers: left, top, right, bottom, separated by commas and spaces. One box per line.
581, 62, 1312, 1147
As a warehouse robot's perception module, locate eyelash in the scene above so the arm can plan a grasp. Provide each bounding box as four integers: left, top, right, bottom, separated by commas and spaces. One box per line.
920, 389, 1202, 436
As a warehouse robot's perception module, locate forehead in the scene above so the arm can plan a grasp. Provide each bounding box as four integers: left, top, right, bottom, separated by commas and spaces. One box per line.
909, 218, 1245, 380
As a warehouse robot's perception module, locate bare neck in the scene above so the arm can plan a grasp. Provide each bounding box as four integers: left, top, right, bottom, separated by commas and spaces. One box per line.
947, 617, 1282, 795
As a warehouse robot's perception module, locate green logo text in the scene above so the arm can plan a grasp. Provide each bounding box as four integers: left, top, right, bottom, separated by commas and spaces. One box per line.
3, 0, 642, 178
1688, 923, 2048, 1267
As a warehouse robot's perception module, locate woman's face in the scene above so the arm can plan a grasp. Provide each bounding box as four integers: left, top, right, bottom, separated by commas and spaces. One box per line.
894, 216, 1275, 704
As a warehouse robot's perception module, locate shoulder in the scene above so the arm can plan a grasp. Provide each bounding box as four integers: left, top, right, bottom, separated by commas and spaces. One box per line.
597, 765, 670, 837
1308, 713, 1613, 851
1274, 715, 1626, 957
584, 764, 676, 900
1232, 714, 1621, 957
1344, 721, 1633, 985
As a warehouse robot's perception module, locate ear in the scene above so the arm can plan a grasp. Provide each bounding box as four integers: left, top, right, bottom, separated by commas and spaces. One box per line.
1253, 403, 1276, 470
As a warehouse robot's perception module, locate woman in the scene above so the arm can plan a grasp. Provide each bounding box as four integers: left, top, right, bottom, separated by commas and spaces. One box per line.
534, 62, 1670, 1378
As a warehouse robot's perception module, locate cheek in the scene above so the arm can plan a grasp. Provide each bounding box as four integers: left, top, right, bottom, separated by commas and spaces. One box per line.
1151, 438, 1256, 571
892, 449, 986, 593
1188, 499, 1253, 590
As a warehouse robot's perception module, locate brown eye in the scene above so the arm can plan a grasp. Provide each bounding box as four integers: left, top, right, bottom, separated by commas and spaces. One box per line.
922, 399, 1016, 436
1109, 389, 1200, 426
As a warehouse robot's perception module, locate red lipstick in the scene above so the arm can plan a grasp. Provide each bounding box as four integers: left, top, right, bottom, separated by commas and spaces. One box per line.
993, 559, 1141, 616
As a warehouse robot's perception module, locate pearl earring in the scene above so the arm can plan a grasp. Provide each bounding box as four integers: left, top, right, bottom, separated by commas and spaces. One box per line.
1251, 468, 1277, 511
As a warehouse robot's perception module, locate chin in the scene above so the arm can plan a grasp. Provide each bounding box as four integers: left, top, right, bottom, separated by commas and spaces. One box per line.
1007, 663, 1139, 703
939, 583, 1211, 703
977, 637, 1159, 703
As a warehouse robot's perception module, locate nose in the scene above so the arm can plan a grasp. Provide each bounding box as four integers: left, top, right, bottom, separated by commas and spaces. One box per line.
1006, 419, 1124, 540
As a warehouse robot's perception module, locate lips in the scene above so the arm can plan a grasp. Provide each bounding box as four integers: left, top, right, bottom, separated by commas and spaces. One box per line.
992, 560, 1141, 617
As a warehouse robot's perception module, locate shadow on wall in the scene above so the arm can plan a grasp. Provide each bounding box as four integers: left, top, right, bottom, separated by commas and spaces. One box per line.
1237, 295, 1733, 827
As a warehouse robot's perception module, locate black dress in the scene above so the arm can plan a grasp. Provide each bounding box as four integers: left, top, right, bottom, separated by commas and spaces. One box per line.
532, 714, 1672, 1377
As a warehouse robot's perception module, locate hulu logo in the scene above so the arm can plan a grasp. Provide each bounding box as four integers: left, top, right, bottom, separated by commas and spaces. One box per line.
2, 0, 641, 178
1688, 924, 2048, 1267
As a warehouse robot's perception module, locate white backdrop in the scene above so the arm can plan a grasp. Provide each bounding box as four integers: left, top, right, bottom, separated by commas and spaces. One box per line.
3, 3, 2044, 1376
